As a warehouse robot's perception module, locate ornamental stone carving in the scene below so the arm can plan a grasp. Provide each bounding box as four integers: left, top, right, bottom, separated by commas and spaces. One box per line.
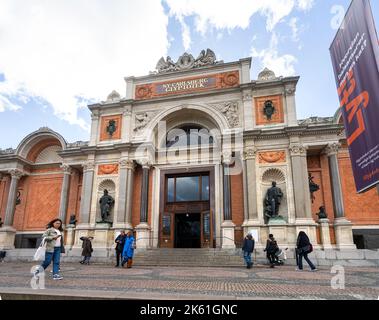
137, 158, 152, 169
258, 151, 286, 164
106, 90, 121, 102
83, 162, 96, 172
324, 143, 341, 156
211, 101, 240, 128
9, 169, 24, 179
243, 148, 257, 160
134, 112, 156, 133
289, 144, 308, 156
258, 67, 277, 81
298, 117, 334, 126
222, 150, 233, 165
119, 159, 135, 170
98, 164, 119, 175
285, 86, 296, 96
155, 49, 219, 73
60, 164, 72, 174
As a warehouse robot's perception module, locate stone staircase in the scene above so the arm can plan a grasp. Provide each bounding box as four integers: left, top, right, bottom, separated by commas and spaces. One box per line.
132, 248, 292, 267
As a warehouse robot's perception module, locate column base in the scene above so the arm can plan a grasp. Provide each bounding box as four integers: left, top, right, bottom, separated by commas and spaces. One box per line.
0, 227, 16, 250
242, 220, 262, 244
65, 225, 76, 250
221, 221, 235, 249
135, 223, 151, 249
334, 218, 356, 250
318, 219, 333, 250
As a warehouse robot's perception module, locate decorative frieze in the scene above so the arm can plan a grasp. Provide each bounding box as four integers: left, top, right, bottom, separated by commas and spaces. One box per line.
98, 164, 119, 175
222, 150, 233, 165
210, 101, 240, 128
258, 151, 286, 164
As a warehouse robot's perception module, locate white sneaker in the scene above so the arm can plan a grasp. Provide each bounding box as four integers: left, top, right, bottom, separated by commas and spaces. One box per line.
53, 274, 63, 280
311, 268, 318, 272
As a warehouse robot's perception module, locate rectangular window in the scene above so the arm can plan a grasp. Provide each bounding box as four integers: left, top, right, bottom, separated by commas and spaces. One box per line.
201, 175, 209, 201
167, 178, 175, 202
175, 176, 200, 202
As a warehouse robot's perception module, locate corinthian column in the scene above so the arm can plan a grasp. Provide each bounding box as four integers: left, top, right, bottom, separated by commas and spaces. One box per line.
221, 151, 235, 249
58, 164, 72, 223
79, 161, 95, 225
135, 160, 151, 249
116, 159, 134, 229
4, 169, 24, 226
324, 143, 355, 249
289, 144, 312, 219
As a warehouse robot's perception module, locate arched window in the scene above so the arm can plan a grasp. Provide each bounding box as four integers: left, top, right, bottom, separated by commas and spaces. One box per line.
165, 125, 214, 148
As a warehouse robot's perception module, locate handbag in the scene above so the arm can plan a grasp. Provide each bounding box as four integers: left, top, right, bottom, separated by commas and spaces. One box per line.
301, 244, 313, 254
33, 238, 47, 261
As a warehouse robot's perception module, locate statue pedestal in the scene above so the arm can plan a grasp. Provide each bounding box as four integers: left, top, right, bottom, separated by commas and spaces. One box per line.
93, 223, 113, 249
318, 219, 333, 249
135, 223, 151, 249
221, 221, 236, 249
0, 227, 16, 250
334, 218, 356, 250
268, 215, 287, 225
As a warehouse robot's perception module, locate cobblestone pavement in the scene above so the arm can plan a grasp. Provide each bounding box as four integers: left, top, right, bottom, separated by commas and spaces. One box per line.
0, 262, 378, 300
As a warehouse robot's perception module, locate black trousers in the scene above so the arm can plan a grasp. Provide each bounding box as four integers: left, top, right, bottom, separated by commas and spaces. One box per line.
115, 250, 122, 266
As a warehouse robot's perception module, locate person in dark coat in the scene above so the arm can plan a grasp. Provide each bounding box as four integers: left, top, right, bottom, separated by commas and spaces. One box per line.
296, 231, 316, 271
242, 233, 255, 269
264, 234, 279, 268
80, 236, 93, 265
121, 231, 136, 268
114, 231, 126, 267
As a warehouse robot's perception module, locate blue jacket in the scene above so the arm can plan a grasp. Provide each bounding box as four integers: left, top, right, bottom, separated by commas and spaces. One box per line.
122, 236, 135, 258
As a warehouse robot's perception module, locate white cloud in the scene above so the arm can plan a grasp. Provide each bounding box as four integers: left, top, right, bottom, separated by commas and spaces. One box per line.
251, 33, 297, 77
164, 0, 313, 34
289, 17, 299, 42
297, 0, 315, 11
177, 16, 192, 51
0, 0, 169, 130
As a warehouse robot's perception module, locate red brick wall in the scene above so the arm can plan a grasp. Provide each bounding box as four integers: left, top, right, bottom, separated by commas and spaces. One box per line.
338, 149, 379, 225
131, 168, 153, 228
231, 173, 244, 235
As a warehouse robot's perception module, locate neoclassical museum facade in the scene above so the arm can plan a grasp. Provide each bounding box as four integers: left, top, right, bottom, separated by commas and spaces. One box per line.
0, 50, 378, 254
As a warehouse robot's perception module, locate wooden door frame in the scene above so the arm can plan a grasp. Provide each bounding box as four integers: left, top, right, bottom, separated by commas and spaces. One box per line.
158, 166, 215, 248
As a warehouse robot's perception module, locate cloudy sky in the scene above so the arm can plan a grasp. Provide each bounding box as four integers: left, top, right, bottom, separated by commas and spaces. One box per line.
0, 0, 378, 148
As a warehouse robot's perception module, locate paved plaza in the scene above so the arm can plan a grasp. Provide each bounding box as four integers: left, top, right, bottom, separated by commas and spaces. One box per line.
0, 262, 378, 300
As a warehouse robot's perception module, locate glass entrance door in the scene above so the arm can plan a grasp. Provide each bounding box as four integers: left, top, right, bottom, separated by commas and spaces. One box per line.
159, 172, 213, 248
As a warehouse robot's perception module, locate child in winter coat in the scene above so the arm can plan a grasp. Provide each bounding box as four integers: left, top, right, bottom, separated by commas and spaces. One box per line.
80, 236, 94, 265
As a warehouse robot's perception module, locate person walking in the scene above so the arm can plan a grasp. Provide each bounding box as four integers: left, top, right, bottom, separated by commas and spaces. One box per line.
264, 234, 279, 268
296, 231, 317, 271
115, 231, 126, 267
37, 218, 65, 280
121, 231, 136, 268
242, 233, 255, 269
80, 236, 94, 265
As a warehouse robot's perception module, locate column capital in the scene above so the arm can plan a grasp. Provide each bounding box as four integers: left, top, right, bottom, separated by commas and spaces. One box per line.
222, 150, 233, 165
289, 144, 308, 156
243, 147, 257, 160
119, 159, 135, 170
242, 91, 252, 102
8, 169, 25, 180
323, 142, 341, 156
60, 164, 72, 174
137, 159, 151, 169
82, 161, 96, 172
284, 85, 296, 96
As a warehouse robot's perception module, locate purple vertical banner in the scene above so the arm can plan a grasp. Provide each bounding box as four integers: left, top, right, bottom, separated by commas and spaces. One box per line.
330, 0, 379, 193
